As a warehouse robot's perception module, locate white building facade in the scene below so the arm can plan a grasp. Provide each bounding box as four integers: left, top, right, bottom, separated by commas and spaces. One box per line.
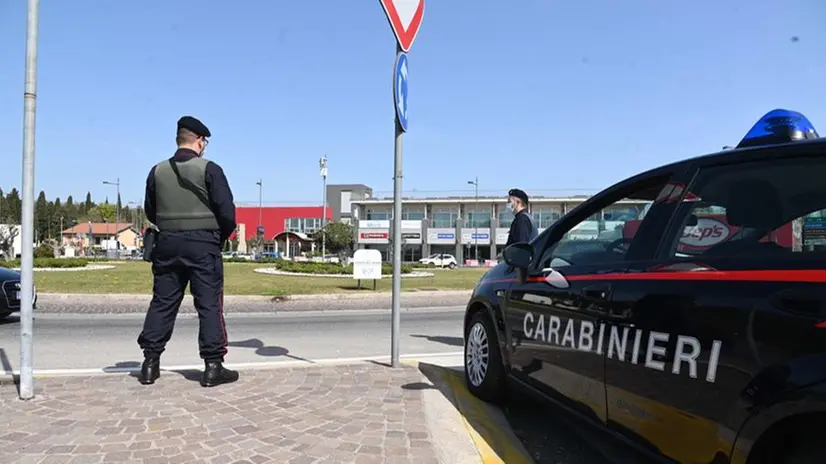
350, 196, 651, 264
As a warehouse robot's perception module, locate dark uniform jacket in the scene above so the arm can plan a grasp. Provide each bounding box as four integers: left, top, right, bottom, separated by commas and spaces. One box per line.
505, 209, 537, 247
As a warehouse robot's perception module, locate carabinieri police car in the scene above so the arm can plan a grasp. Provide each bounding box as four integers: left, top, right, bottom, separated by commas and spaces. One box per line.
463, 109, 826, 464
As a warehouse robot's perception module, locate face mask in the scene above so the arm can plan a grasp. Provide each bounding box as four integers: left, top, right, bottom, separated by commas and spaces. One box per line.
507, 202, 515, 213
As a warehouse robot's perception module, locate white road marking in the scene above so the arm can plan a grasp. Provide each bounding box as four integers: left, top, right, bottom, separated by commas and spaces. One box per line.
0, 351, 465, 378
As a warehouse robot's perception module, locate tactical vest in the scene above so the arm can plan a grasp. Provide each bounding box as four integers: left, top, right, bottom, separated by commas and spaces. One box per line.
153, 157, 220, 231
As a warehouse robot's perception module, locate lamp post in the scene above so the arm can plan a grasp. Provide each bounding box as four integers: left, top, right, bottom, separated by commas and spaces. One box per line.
103, 178, 120, 251
256, 179, 263, 255
467, 177, 479, 263
319, 155, 328, 259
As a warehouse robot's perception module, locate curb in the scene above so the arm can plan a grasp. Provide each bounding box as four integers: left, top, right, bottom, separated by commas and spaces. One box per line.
37, 290, 473, 303
413, 362, 534, 464
0, 352, 464, 381
441, 369, 534, 464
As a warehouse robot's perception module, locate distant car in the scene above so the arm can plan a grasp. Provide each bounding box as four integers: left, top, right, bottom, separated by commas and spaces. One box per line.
257, 252, 281, 260
0, 266, 37, 319
222, 252, 253, 261
419, 253, 457, 269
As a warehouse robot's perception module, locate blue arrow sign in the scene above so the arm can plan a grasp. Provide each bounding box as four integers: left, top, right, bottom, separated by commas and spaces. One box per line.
394, 51, 409, 132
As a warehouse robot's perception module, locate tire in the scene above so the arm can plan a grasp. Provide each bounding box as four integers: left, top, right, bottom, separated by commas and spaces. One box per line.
464, 310, 507, 403
448, 262, 456, 269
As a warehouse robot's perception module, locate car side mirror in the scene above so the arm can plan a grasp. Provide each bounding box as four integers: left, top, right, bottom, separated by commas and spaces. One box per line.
503, 243, 533, 269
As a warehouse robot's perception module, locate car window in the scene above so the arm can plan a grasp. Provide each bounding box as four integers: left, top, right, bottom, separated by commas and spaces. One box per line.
664, 154, 826, 260
537, 176, 671, 269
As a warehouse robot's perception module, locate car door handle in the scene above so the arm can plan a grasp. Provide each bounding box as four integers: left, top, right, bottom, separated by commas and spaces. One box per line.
582, 283, 611, 301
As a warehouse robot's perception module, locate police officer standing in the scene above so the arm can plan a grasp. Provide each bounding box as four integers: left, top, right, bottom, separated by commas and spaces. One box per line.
505, 188, 537, 247
137, 116, 239, 388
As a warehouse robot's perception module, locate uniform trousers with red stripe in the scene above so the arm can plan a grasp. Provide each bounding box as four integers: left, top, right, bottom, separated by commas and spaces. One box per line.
138, 230, 228, 362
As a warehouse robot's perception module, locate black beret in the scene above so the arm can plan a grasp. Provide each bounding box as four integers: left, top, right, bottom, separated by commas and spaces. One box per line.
508, 188, 529, 204
177, 116, 211, 138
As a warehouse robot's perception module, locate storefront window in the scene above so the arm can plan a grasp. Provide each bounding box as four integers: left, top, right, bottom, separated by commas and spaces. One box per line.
499, 205, 514, 227
466, 209, 491, 228
431, 209, 457, 228
402, 208, 425, 221
284, 218, 322, 234
366, 209, 390, 220
531, 207, 561, 228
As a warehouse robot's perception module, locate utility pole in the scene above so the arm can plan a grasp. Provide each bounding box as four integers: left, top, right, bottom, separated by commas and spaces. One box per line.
319, 155, 328, 259
18, 0, 40, 400
256, 179, 263, 255
467, 177, 479, 263
103, 178, 120, 252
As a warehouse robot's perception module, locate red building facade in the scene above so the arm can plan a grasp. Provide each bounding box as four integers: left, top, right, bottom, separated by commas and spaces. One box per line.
232, 206, 331, 241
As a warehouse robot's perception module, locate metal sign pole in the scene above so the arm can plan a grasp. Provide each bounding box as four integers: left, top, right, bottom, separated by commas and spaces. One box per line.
19, 0, 40, 400
390, 44, 404, 368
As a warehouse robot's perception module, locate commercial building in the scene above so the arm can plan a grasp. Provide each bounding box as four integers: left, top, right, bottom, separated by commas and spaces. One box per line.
230, 183, 649, 263
233, 206, 331, 257
350, 194, 650, 263
232, 184, 372, 256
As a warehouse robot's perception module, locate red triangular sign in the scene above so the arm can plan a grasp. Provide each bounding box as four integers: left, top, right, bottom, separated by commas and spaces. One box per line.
379, 0, 425, 52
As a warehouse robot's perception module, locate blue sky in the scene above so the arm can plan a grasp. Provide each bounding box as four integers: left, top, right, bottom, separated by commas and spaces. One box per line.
0, 1, 823, 206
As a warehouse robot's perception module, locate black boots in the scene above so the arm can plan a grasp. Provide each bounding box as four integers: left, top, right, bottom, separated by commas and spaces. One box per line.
139, 357, 160, 385
200, 361, 239, 387
139, 357, 238, 387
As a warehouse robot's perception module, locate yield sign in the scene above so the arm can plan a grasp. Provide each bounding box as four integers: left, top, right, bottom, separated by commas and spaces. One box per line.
379, 0, 425, 52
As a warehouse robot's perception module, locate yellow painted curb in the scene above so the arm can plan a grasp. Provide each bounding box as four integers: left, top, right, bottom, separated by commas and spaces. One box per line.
441, 369, 534, 464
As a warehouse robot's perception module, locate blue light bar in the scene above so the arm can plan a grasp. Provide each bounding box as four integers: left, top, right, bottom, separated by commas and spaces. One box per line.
736, 109, 819, 149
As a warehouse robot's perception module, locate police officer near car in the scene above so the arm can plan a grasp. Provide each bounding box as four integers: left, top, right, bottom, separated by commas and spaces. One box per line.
505, 188, 537, 247
137, 116, 239, 388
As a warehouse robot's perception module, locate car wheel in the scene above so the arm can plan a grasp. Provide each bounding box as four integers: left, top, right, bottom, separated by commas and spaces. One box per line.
464, 310, 507, 403
448, 262, 456, 269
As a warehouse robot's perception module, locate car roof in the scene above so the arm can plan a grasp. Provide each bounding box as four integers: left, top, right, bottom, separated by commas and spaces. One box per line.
569, 138, 826, 215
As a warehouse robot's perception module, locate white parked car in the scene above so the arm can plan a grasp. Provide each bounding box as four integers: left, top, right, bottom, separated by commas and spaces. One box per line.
418, 253, 457, 269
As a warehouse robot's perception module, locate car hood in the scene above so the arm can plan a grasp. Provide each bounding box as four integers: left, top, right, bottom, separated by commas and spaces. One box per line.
0, 266, 21, 281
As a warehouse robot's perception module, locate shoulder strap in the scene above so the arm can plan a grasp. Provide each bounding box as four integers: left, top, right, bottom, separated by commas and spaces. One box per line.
168, 159, 212, 209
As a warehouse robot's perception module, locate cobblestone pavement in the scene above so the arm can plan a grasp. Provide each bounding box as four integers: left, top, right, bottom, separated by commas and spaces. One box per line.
34, 291, 471, 315
0, 363, 442, 463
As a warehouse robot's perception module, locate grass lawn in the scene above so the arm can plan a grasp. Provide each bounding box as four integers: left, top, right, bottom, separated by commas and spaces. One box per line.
33, 261, 489, 295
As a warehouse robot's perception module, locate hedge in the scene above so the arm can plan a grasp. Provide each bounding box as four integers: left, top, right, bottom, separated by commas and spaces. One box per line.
221, 258, 412, 275
272, 260, 412, 275
0, 258, 89, 269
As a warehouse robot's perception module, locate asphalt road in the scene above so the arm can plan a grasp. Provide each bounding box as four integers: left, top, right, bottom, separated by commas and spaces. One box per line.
503, 394, 655, 464
0, 308, 465, 372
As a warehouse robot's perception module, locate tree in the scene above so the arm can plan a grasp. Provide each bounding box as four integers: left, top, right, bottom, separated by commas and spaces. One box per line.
65, 195, 76, 223
4, 188, 21, 224
35, 191, 49, 241
0, 225, 18, 260
314, 222, 354, 257
87, 203, 116, 222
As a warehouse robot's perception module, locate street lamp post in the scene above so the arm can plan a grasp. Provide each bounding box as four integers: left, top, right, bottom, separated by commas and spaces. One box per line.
467, 177, 479, 263
319, 155, 328, 259
103, 178, 120, 251
17, 0, 41, 401
256, 179, 263, 255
